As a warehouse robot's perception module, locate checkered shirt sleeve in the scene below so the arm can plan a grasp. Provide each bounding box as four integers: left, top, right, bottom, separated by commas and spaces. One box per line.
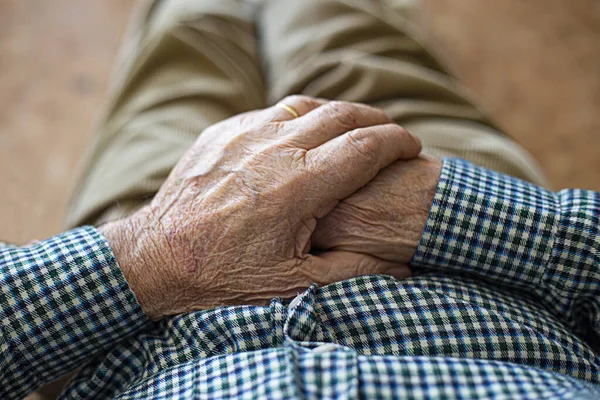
413, 158, 600, 339
0, 226, 150, 399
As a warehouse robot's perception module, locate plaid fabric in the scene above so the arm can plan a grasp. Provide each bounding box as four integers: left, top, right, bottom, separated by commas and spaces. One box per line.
0, 227, 150, 400
413, 160, 600, 340
112, 351, 600, 399
2, 158, 600, 399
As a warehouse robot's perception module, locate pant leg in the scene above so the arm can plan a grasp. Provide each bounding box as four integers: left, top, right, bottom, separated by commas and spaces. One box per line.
66, 0, 265, 228
259, 0, 549, 186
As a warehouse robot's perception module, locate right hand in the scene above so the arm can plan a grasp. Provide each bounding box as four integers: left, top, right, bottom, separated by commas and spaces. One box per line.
100, 96, 421, 319
312, 156, 442, 264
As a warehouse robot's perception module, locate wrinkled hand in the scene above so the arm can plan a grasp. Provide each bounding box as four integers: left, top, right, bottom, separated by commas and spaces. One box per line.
313, 157, 442, 264
100, 96, 422, 319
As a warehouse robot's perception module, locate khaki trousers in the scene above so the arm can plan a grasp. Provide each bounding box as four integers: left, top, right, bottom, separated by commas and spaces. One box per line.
66, 0, 548, 228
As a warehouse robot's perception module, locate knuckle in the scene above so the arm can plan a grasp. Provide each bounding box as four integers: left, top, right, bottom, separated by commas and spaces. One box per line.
288, 147, 308, 169
325, 101, 358, 129
393, 125, 411, 140
266, 120, 286, 133
281, 94, 322, 110
281, 94, 310, 103
386, 124, 421, 156
345, 129, 381, 163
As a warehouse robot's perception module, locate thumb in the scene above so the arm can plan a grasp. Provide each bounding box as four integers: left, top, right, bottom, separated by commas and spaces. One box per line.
299, 251, 411, 286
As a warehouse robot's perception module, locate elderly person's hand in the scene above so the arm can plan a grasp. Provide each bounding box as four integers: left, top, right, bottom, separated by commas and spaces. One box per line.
312, 157, 442, 265
100, 96, 422, 319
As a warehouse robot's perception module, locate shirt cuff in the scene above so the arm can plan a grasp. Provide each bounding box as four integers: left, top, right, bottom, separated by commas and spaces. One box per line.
0, 226, 150, 395
411, 158, 559, 291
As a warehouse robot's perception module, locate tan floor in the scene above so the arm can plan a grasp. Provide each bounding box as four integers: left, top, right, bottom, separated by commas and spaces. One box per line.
0, 0, 135, 245
1, 0, 599, 247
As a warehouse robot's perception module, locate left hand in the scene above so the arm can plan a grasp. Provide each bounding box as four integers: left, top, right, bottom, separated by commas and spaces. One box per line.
312, 156, 442, 264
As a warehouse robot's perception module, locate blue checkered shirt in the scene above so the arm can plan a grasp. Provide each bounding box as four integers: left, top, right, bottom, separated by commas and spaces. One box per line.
2, 158, 600, 399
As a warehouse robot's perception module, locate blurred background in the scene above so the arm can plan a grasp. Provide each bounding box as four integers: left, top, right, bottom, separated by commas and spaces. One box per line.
1, 0, 599, 246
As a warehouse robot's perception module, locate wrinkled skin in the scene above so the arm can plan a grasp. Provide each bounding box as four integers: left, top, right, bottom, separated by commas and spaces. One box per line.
313, 157, 443, 264
101, 96, 422, 320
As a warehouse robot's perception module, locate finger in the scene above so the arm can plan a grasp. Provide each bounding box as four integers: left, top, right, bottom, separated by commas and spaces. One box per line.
299, 251, 411, 285
311, 224, 410, 265
283, 101, 392, 150
265, 95, 328, 122
306, 124, 422, 215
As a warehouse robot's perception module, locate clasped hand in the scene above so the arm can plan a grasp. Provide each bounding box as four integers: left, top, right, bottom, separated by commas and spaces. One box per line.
101, 96, 441, 320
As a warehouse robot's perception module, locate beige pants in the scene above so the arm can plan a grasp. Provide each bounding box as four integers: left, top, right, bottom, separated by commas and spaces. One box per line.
66, 0, 548, 228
